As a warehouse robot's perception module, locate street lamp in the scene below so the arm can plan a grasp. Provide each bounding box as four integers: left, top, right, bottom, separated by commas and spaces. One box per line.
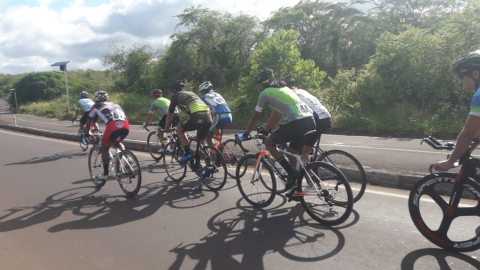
9, 88, 17, 113
51, 61, 71, 112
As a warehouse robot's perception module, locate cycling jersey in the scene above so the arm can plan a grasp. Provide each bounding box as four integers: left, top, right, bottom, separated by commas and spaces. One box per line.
200, 91, 231, 114
293, 88, 331, 120
470, 87, 480, 117
149, 97, 178, 115
255, 87, 313, 121
88, 102, 127, 124
77, 98, 94, 111
169, 91, 209, 115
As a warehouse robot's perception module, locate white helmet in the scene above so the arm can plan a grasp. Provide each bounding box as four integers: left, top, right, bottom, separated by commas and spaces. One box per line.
199, 81, 213, 92
93, 90, 109, 102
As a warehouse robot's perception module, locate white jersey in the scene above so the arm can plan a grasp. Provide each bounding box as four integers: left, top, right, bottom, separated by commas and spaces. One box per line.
77, 98, 94, 111
293, 88, 331, 120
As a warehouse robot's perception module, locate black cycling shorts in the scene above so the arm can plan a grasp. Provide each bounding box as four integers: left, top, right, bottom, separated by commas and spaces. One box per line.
159, 114, 179, 130
312, 117, 331, 144
80, 111, 90, 124
180, 111, 212, 140
271, 116, 316, 151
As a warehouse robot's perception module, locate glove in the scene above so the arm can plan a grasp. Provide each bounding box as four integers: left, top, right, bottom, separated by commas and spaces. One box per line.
258, 126, 269, 136
142, 122, 147, 129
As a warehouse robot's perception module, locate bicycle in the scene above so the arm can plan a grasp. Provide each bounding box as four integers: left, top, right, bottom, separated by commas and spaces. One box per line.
144, 122, 176, 161
88, 133, 142, 197
235, 128, 354, 225
211, 125, 247, 178
163, 125, 228, 191
408, 135, 480, 252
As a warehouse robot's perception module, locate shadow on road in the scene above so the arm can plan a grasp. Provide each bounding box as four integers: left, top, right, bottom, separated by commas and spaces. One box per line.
5, 150, 87, 166
400, 248, 480, 270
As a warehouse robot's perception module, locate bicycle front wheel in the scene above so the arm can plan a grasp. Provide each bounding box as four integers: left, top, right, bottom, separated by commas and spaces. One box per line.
78, 130, 89, 151
408, 173, 480, 252
236, 154, 276, 208
199, 145, 227, 191
222, 139, 246, 178
116, 150, 142, 197
163, 142, 187, 182
88, 145, 106, 188
318, 150, 366, 203
147, 131, 163, 161
299, 161, 353, 225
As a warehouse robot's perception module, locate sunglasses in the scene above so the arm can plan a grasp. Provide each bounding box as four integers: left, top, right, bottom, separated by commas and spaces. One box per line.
457, 73, 469, 79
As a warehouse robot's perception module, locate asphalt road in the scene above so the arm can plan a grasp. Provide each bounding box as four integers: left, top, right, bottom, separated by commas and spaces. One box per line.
0, 129, 480, 270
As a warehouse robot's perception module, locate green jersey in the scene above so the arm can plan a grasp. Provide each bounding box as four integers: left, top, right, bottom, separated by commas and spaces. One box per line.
255, 87, 313, 122
149, 97, 178, 115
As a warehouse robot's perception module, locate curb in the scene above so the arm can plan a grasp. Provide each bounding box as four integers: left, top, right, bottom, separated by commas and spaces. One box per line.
0, 124, 423, 191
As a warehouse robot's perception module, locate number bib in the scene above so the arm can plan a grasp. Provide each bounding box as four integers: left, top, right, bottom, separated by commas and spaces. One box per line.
112, 108, 126, 121
295, 102, 313, 115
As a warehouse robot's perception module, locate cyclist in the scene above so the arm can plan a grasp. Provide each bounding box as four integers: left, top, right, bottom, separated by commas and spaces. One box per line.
84, 91, 130, 180
280, 75, 331, 162
142, 88, 179, 153
164, 80, 212, 163
72, 91, 99, 144
198, 81, 232, 147
435, 50, 480, 171
236, 68, 316, 189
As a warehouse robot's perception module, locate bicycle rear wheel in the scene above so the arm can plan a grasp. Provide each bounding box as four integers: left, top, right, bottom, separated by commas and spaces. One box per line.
408, 173, 480, 252
87, 145, 106, 188
78, 130, 89, 151
199, 145, 227, 191
236, 154, 276, 208
163, 142, 187, 182
318, 150, 366, 203
298, 161, 353, 225
147, 131, 163, 161
116, 150, 142, 197
222, 139, 246, 178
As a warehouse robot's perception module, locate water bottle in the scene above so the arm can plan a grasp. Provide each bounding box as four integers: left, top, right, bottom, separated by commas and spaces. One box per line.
274, 161, 287, 175
108, 151, 113, 163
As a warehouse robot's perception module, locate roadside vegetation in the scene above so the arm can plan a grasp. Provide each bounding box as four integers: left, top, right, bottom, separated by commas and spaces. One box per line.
1, 0, 477, 137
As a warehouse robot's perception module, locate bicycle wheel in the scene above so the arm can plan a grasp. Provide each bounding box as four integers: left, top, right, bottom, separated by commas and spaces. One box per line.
163, 142, 187, 182
236, 154, 276, 208
78, 130, 89, 151
298, 161, 353, 225
147, 131, 163, 161
199, 145, 227, 191
116, 150, 142, 197
408, 173, 480, 252
88, 145, 106, 188
222, 139, 246, 178
318, 150, 366, 203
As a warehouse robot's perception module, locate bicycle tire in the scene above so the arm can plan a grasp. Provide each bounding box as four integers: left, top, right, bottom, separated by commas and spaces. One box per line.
318, 150, 366, 203
87, 145, 106, 188
298, 161, 353, 225
199, 145, 227, 191
147, 131, 163, 161
163, 142, 187, 182
236, 154, 276, 208
408, 173, 480, 252
115, 150, 142, 197
78, 130, 89, 151
222, 139, 246, 178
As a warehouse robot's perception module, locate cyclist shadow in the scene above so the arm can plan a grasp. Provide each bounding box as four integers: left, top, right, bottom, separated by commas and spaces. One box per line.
168, 198, 350, 270
5, 150, 87, 166
400, 248, 480, 270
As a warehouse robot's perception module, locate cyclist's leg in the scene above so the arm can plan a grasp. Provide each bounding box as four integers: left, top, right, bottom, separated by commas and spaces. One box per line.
206, 114, 219, 146
157, 115, 168, 143
177, 117, 195, 162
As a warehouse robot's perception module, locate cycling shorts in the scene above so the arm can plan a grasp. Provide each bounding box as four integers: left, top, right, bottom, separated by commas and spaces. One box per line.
159, 113, 179, 130
102, 119, 130, 146
180, 111, 212, 141
271, 116, 316, 151
80, 111, 90, 124
312, 117, 331, 144
209, 113, 232, 134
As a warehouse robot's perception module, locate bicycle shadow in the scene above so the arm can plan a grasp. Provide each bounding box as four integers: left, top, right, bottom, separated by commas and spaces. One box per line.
168, 198, 349, 270
400, 248, 480, 270
4, 150, 87, 166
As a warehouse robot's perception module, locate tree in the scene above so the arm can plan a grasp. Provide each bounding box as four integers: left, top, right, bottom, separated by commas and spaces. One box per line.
11, 72, 64, 105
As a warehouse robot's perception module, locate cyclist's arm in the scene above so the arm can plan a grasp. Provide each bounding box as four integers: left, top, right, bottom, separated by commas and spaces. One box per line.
245, 111, 261, 135
145, 112, 153, 125
265, 110, 283, 131
73, 108, 80, 119
164, 101, 178, 130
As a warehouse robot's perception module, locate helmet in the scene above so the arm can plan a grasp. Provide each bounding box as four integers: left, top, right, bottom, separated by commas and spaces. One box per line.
280, 75, 295, 87
93, 90, 109, 102
79, 91, 89, 98
151, 89, 163, 97
199, 81, 213, 92
169, 80, 185, 91
254, 68, 275, 84
453, 50, 480, 74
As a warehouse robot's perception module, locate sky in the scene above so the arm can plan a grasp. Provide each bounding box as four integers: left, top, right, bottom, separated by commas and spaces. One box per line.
0, 0, 351, 75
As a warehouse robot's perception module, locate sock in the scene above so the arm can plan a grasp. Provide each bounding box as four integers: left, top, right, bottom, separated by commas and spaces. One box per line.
103, 164, 109, 176
183, 146, 191, 156
277, 157, 294, 174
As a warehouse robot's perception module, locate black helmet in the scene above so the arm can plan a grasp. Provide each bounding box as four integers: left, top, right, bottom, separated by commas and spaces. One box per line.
151, 89, 162, 97
453, 50, 480, 74
254, 68, 275, 84
280, 75, 295, 88
79, 91, 89, 98
93, 90, 109, 102
169, 80, 185, 91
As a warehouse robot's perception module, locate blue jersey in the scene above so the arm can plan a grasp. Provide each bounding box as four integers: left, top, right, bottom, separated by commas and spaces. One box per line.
470, 87, 480, 117
200, 91, 231, 114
